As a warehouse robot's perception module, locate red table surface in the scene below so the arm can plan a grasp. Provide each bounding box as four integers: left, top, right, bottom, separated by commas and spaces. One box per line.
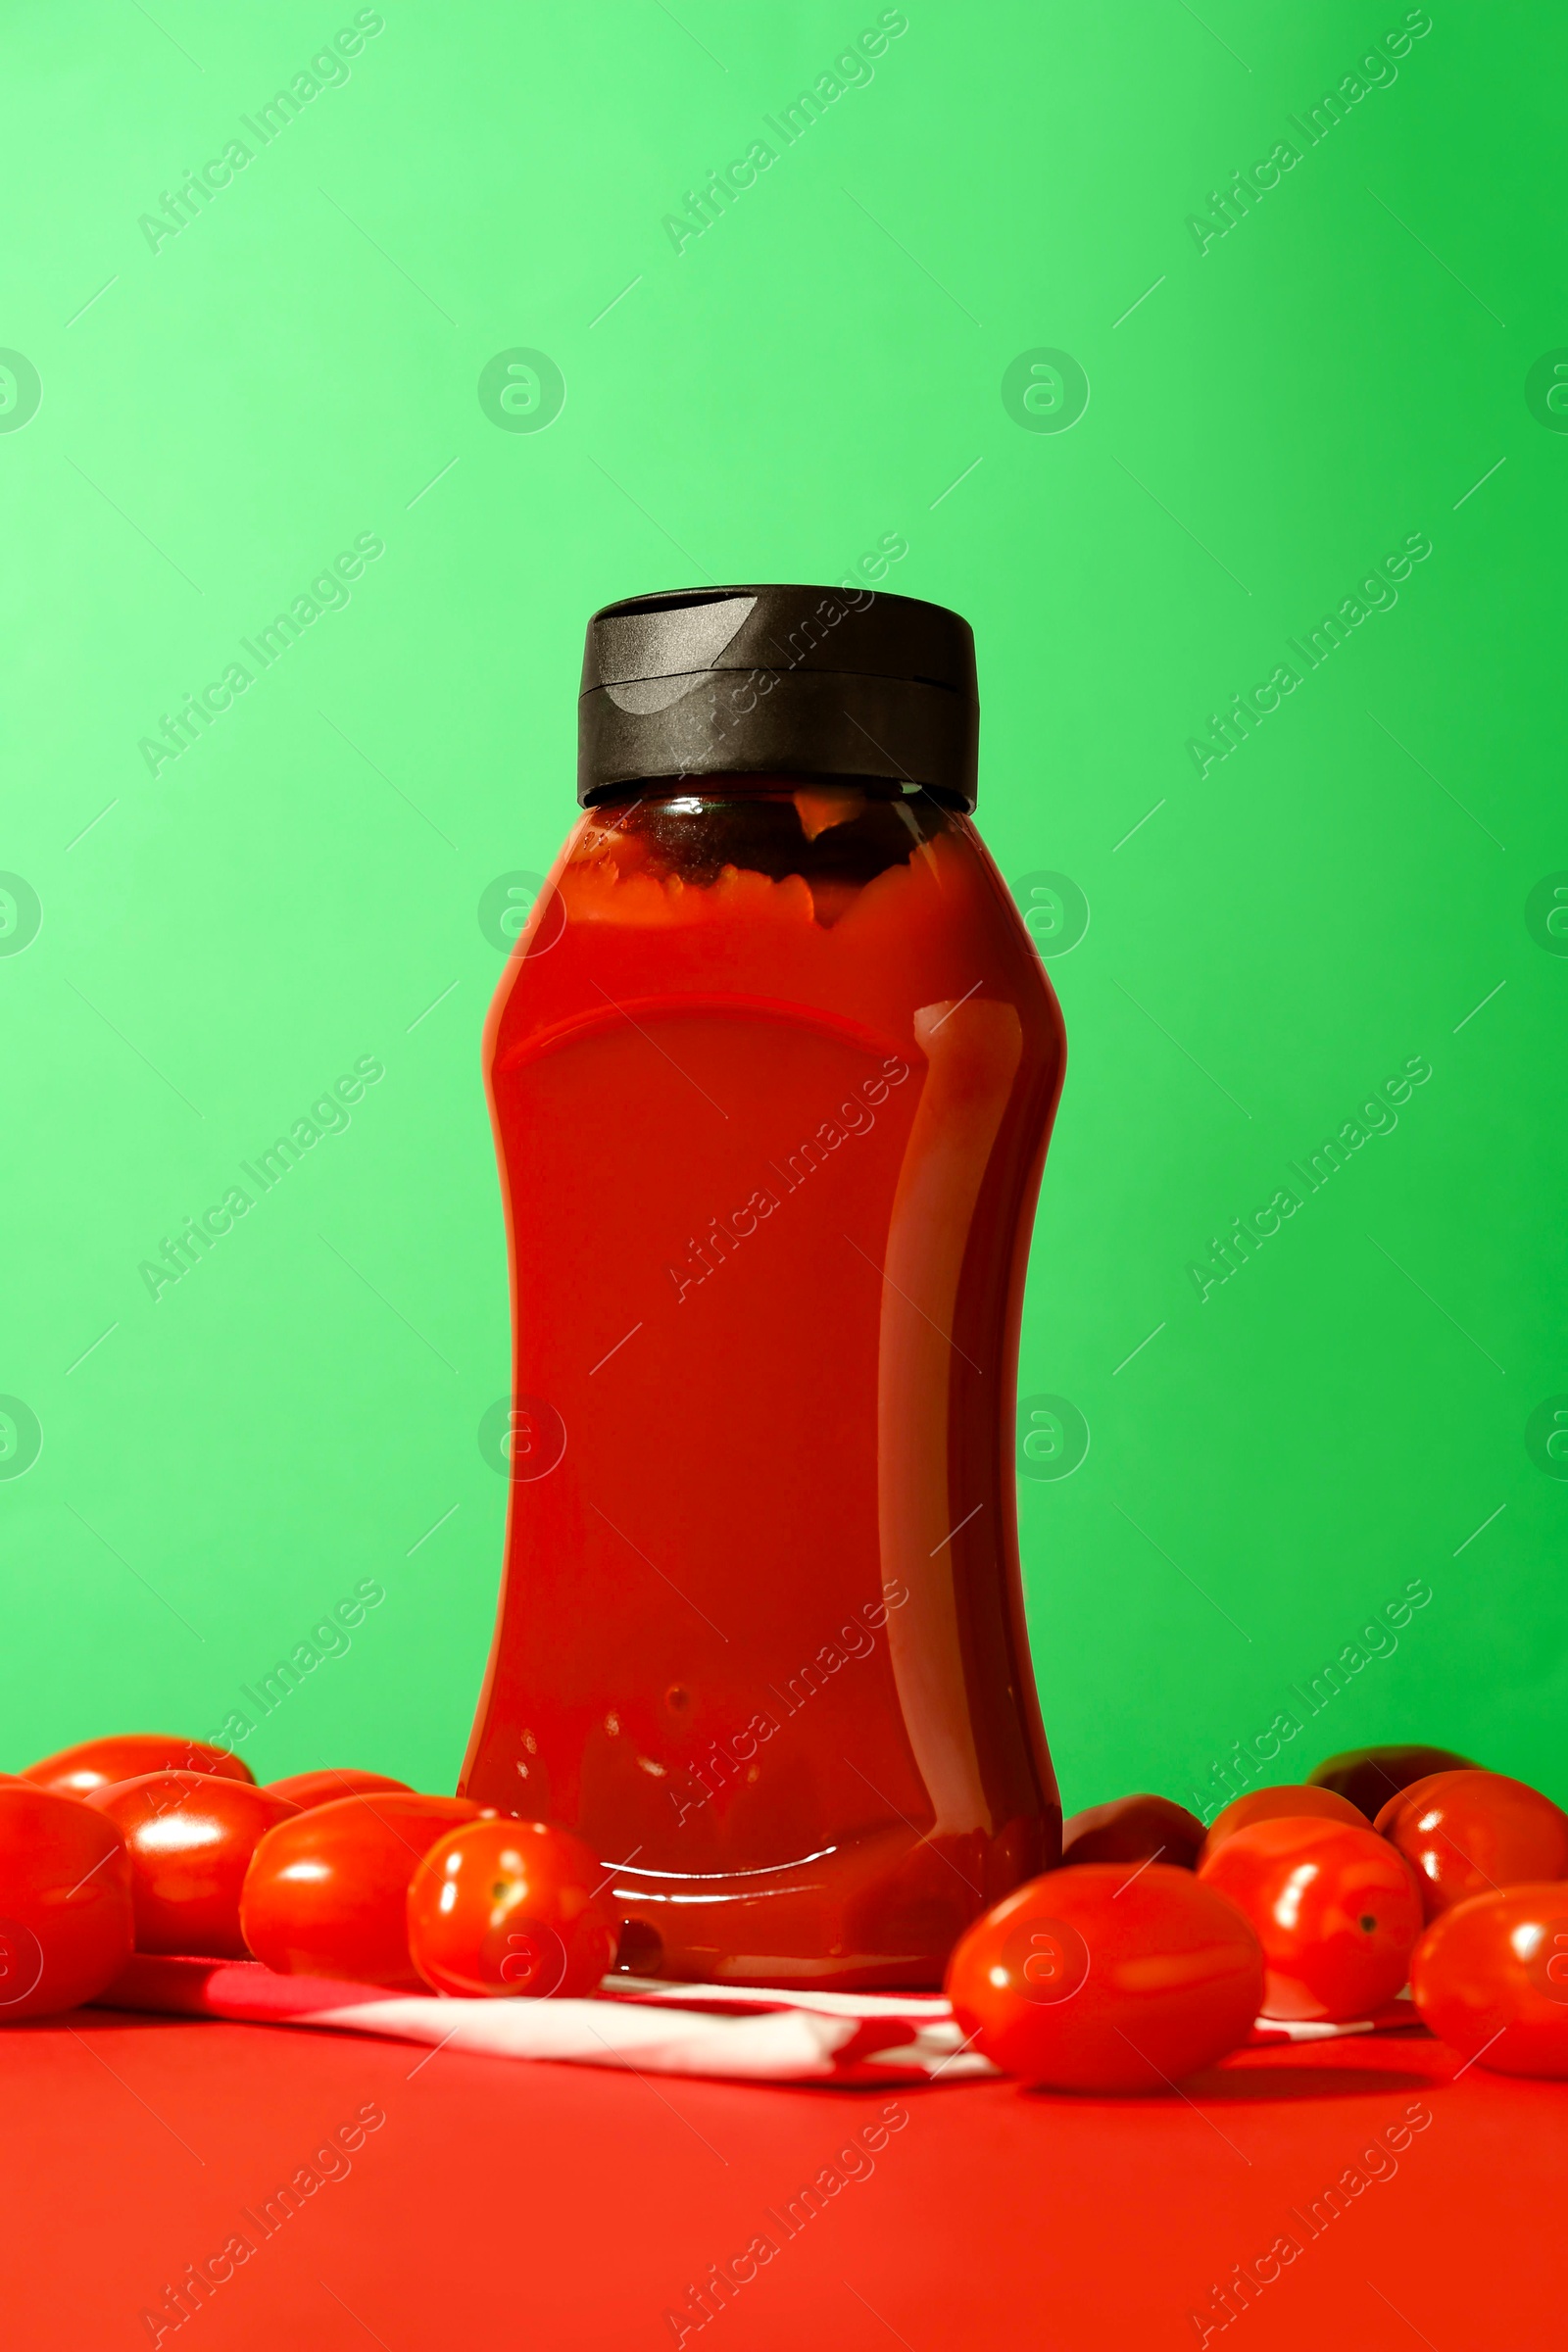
2, 2009, 1558, 2349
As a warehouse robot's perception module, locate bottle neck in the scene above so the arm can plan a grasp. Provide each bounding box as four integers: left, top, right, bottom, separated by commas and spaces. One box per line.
583, 773, 947, 811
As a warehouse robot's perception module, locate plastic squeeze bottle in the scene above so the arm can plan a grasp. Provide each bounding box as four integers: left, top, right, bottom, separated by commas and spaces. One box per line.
461, 585, 1065, 1989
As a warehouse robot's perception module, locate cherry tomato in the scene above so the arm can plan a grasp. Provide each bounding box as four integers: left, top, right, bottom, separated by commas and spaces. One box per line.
1308, 1743, 1475, 1822
1200, 1784, 1365, 1864
1375, 1770, 1568, 1921
241, 1793, 484, 1988
946, 1863, 1263, 2092
1410, 1883, 1568, 2078
1060, 1794, 1204, 1871
1199, 1816, 1423, 2022
407, 1818, 617, 1998
0, 1785, 135, 2020
265, 1768, 413, 1810
84, 1773, 297, 1958
24, 1734, 254, 1801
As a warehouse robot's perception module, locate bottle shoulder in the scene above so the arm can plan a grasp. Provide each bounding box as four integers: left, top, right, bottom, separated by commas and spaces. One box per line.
488, 791, 1062, 1071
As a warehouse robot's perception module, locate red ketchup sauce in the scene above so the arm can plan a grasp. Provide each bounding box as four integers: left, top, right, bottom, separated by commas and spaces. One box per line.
462, 779, 1065, 1989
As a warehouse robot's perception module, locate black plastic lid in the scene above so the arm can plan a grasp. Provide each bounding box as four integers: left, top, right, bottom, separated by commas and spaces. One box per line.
577, 584, 979, 808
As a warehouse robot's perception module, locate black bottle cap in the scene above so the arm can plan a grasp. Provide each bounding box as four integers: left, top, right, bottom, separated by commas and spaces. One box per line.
577, 584, 979, 808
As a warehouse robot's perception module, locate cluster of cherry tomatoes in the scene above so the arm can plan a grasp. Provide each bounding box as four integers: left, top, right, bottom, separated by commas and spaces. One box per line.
5, 1729, 1568, 2099
947, 1741, 1568, 2091
0, 1737, 616, 2021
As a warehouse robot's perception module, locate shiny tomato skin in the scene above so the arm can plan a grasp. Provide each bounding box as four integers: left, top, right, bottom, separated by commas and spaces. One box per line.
84, 1773, 298, 1958
1061, 1795, 1204, 1871
1309, 1744, 1475, 1822
265, 1769, 413, 1811
241, 1793, 484, 1988
1410, 1883, 1568, 2077
1200, 1784, 1366, 1864
1200, 1817, 1423, 2022
945, 1864, 1263, 2093
407, 1819, 617, 1998
0, 1785, 135, 2019
1375, 1770, 1568, 1921
24, 1734, 255, 1801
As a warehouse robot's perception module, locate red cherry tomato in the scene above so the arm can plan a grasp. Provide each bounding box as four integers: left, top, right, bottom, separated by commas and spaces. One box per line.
1060, 1794, 1204, 1871
84, 1773, 297, 1958
1376, 1770, 1568, 1921
240, 1793, 484, 1988
1199, 1816, 1423, 2022
1309, 1743, 1476, 1822
1410, 1883, 1568, 2078
407, 1819, 617, 1998
0, 1785, 135, 2020
946, 1864, 1263, 2092
1200, 1784, 1365, 1864
265, 1768, 413, 1811
24, 1734, 255, 1801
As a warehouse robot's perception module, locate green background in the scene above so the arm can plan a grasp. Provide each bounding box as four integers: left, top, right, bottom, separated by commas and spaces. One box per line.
2, 0, 1562, 1817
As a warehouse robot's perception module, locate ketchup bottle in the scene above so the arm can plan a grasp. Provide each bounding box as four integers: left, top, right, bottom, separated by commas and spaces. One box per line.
461, 586, 1066, 1989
